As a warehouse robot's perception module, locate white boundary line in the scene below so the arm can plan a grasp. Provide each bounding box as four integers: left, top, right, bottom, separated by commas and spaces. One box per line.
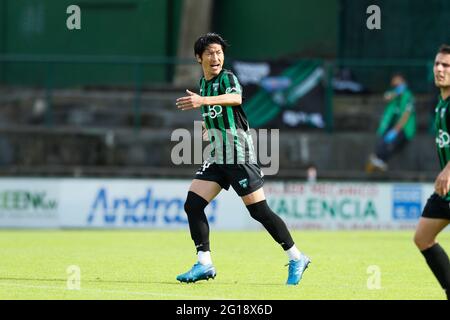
0, 282, 230, 300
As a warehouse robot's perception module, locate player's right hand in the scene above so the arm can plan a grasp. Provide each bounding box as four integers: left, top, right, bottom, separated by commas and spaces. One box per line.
176, 89, 204, 110
434, 167, 450, 196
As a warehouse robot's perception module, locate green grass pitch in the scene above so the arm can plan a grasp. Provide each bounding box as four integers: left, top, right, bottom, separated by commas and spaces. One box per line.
0, 230, 448, 300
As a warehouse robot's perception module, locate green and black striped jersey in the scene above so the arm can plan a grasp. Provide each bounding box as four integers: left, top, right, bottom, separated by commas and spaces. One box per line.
434, 95, 450, 199
199, 69, 256, 164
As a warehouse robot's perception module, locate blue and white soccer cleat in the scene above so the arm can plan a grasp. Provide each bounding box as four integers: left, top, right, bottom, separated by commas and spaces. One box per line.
176, 262, 216, 283
286, 254, 311, 285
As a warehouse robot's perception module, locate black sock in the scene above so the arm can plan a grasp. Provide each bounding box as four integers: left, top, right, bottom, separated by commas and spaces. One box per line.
421, 243, 450, 295
184, 191, 210, 252
246, 200, 294, 250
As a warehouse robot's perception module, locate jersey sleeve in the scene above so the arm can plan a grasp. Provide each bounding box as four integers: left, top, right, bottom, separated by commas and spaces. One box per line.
220, 71, 242, 95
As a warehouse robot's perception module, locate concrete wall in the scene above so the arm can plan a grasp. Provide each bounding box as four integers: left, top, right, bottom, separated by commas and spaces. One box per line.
214, 0, 338, 60
0, 0, 183, 85
0, 0, 338, 86
0, 128, 439, 180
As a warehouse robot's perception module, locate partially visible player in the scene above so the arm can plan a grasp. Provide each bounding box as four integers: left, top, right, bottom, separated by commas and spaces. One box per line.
414, 44, 450, 300
175, 33, 310, 285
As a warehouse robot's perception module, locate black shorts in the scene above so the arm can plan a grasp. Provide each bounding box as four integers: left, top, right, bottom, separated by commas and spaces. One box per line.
194, 160, 264, 196
422, 193, 450, 220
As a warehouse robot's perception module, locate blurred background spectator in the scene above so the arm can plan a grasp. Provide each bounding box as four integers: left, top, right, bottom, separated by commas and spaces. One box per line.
366, 73, 416, 172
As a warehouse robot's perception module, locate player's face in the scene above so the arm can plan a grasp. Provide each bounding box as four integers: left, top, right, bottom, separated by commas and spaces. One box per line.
198, 43, 224, 80
434, 53, 450, 88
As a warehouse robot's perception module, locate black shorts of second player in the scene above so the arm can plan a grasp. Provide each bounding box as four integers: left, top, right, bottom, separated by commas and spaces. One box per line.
194, 161, 264, 197
422, 193, 450, 220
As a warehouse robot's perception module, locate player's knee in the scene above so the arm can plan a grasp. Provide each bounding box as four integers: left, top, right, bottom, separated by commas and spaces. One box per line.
413, 233, 434, 250
413, 233, 421, 248
246, 200, 272, 221
184, 191, 209, 216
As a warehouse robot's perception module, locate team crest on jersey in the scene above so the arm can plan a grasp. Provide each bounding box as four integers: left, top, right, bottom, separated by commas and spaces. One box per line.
436, 129, 450, 148
202, 105, 223, 119
239, 178, 249, 189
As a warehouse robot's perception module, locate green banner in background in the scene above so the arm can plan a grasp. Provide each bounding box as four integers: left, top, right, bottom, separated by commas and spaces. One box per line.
232, 59, 326, 129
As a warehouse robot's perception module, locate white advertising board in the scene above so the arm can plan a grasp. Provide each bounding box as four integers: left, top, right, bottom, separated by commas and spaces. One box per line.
59, 179, 254, 230
0, 178, 60, 227
0, 178, 445, 230
264, 182, 436, 230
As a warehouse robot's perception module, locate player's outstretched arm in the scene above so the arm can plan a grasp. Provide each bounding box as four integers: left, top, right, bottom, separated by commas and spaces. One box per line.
176, 89, 241, 111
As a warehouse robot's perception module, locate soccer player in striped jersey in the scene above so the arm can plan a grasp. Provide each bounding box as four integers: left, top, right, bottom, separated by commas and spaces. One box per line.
414, 44, 450, 300
175, 33, 310, 285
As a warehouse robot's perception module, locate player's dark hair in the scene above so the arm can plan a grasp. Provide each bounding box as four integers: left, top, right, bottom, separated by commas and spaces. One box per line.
194, 33, 229, 58
438, 44, 450, 55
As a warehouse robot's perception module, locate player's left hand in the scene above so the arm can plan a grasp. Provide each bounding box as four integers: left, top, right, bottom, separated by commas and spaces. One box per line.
176, 89, 204, 110
434, 167, 450, 197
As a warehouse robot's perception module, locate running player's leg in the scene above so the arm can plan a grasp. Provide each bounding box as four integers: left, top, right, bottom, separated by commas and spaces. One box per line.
177, 179, 222, 283
414, 217, 449, 251
241, 187, 310, 285
242, 187, 296, 253
414, 193, 450, 299
226, 163, 310, 285
177, 160, 229, 283
228, 164, 298, 255
186, 179, 222, 255
414, 216, 450, 299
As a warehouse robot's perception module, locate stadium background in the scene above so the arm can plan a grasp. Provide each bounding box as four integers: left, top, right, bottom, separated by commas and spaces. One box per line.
0, 0, 450, 300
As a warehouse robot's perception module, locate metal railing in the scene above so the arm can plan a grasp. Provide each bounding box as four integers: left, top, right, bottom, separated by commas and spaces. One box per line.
0, 54, 196, 131
0, 55, 436, 133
